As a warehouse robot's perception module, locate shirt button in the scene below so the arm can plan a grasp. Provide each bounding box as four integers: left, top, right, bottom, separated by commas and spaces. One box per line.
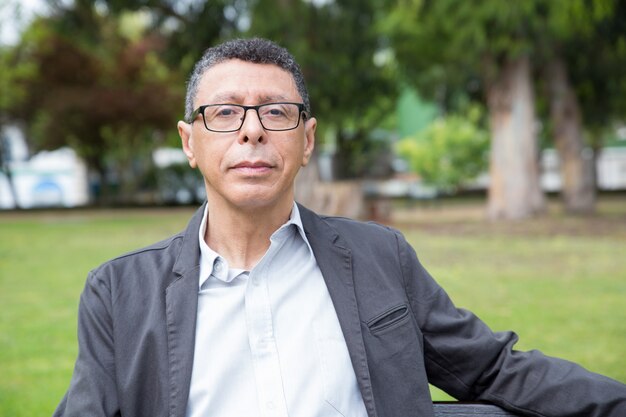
214, 261, 223, 272
266, 401, 275, 410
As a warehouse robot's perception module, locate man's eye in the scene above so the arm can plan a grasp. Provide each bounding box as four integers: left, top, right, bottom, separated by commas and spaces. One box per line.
217, 108, 236, 117
262, 106, 289, 118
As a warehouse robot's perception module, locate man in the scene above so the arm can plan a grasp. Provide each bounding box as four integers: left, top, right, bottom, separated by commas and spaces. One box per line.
54, 38, 626, 417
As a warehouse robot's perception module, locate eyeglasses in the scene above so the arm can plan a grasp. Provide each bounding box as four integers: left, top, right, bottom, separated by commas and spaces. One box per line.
190, 102, 307, 132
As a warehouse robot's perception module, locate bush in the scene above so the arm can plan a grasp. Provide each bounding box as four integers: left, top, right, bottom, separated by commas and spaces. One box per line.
396, 107, 489, 191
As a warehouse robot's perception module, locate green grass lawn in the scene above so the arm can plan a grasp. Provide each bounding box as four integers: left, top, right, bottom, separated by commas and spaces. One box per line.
0, 207, 195, 416
1, 199, 625, 414
393, 196, 626, 400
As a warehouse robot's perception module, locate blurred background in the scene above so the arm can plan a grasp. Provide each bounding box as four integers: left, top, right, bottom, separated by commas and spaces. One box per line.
1, 0, 625, 217
1, 0, 625, 415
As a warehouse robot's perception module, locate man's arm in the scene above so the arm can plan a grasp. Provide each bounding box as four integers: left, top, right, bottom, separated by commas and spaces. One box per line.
394, 231, 626, 417
53, 270, 120, 417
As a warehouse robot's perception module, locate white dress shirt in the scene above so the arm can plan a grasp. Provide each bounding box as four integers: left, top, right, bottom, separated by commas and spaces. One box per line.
185, 203, 367, 417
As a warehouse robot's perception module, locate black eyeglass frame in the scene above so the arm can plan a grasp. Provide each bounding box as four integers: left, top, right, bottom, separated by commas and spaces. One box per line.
190, 102, 308, 133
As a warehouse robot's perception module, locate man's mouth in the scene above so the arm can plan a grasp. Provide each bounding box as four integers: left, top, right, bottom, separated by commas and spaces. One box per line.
231, 161, 274, 174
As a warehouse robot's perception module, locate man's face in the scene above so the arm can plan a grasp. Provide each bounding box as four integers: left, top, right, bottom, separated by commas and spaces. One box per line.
178, 59, 316, 212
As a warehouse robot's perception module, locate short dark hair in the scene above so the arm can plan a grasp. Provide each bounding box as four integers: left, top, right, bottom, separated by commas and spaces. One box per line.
184, 38, 310, 122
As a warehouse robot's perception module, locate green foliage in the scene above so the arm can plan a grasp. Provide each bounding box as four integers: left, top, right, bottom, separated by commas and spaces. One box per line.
0, 1, 45, 117
7, 7, 184, 203
0, 48, 37, 115
384, 0, 626, 140
524, 0, 626, 142
100, 0, 239, 73
557, 1, 626, 138
381, 0, 547, 103
0, 13, 40, 187
3, 0, 625, 193
396, 107, 488, 190
246, 0, 397, 178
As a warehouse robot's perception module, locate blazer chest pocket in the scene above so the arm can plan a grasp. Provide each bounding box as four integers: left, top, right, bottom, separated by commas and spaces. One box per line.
367, 304, 410, 334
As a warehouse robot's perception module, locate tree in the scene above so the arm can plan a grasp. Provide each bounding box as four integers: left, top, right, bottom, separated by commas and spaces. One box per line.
88, 0, 241, 74
385, 0, 626, 217
383, 1, 558, 219
532, 0, 614, 214
0, 1, 38, 208
543, 0, 626, 209
246, 0, 397, 179
545, 57, 595, 214
12, 8, 183, 204
485, 53, 545, 219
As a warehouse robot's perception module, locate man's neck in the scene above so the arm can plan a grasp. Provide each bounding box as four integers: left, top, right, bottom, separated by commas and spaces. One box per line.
204, 198, 294, 270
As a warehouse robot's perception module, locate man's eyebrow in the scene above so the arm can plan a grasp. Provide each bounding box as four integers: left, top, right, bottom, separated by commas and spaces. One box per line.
259, 94, 289, 103
207, 93, 291, 104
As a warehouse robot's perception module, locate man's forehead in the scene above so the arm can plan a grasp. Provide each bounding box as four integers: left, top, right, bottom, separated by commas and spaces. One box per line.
195, 59, 299, 103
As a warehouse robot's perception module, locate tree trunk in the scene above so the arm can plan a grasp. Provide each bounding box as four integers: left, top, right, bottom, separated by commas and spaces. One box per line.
2, 164, 20, 208
486, 55, 545, 220
590, 143, 601, 192
90, 157, 110, 206
0, 126, 21, 208
295, 152, 364, 218
547, 58, 595, 214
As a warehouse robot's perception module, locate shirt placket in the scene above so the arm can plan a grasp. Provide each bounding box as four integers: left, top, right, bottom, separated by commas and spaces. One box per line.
245, 228, 291, 417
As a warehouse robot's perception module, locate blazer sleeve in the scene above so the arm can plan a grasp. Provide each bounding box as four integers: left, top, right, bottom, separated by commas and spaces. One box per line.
393, 230, 626, 417
53, 269, 120, 417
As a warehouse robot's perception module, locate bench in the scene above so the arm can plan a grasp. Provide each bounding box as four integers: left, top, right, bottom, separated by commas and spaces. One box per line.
434, 402, 521, 416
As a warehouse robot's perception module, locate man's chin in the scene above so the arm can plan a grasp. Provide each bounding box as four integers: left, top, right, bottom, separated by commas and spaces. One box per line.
228, 192, 293, 213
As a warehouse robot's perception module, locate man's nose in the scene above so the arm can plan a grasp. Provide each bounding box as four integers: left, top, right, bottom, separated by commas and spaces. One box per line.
238, 108, 265, 144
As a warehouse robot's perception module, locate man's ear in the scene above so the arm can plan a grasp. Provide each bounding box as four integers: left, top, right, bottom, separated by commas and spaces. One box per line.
301, 117, 316, 167
178, 121, 197, 169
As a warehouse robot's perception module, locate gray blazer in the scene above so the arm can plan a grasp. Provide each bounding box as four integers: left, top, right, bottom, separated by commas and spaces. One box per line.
54, 203, 626, 417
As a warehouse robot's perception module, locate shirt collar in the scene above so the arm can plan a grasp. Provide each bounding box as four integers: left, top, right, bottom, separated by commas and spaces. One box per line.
198, 206, 220, 289
272, 202, 312, 253
197, 202, 313, 289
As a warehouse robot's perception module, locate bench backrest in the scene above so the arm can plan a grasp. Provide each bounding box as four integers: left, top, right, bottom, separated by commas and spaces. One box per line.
434, 402, 521, 416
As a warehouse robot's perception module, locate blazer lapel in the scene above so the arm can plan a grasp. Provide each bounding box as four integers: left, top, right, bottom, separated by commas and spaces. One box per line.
165, 204, 205, 417
299, 204, 378, 417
